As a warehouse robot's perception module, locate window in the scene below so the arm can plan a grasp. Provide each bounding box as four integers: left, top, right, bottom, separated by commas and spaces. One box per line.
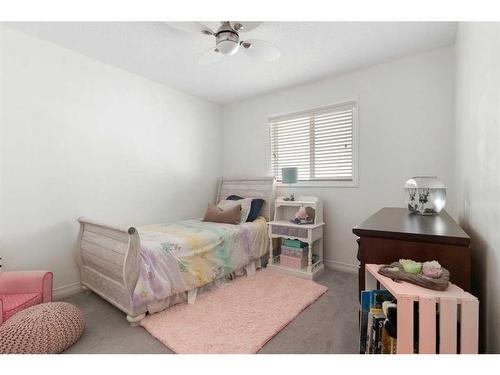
269, 101, 357, 185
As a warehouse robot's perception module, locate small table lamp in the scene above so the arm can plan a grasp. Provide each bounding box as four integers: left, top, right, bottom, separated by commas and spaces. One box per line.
282, 167, 298, 201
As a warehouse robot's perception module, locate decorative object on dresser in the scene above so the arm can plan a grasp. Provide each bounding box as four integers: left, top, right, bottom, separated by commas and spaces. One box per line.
353, 207, 471, 299
281, 167, 298, 201
404, 176, 446, 215
363, 264, 478, 354
268, 196, 324, 279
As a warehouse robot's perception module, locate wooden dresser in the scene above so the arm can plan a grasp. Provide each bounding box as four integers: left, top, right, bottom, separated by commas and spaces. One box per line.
353, 207, 471, 298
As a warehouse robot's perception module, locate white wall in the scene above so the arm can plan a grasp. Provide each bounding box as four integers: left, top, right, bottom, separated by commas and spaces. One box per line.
223, 47, 456, 271
0, 25, 223, 296
455, 22, 500, 353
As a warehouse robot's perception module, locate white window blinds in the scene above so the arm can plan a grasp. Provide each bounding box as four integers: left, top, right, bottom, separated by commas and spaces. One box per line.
270, 101, 356, 182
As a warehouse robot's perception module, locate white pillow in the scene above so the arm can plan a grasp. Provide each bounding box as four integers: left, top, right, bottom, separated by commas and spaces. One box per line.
217, 198, 253, 223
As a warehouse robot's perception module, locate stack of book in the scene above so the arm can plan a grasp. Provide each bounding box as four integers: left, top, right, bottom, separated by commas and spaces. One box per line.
359, 289, 397, 354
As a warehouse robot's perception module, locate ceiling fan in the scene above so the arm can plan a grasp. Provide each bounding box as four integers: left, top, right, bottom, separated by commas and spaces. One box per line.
165, 21, 281, 65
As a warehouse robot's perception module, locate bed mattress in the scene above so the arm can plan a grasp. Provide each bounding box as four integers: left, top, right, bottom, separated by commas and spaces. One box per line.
132, 217, 268, 310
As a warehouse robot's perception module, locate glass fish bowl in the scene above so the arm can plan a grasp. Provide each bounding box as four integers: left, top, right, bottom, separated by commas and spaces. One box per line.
404, 176, 446, 215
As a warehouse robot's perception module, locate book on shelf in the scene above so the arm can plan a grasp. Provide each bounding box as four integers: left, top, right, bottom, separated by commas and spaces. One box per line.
366, 311, 374, 354
370, 289, 393, 313
381, 325, 391, 354
359, 291, 371, 354
359, 289, 395, 354
371, 313, 386, 354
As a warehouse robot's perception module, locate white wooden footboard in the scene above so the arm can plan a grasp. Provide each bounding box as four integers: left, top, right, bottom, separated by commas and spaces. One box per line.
76, 218, 145, 323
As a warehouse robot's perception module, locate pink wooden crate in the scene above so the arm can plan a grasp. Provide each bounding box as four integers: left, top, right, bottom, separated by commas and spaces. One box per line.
280, 254, 307, 270
365, 264, 479, 354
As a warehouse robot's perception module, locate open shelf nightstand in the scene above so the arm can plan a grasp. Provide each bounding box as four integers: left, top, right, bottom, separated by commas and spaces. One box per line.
267, 196, 325, 280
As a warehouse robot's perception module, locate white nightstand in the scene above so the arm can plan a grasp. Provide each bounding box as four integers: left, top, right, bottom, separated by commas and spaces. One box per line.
267, 196, 325, 280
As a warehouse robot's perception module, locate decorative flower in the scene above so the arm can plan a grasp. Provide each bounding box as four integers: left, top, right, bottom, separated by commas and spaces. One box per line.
422, 260, 443, 278
399, 259, 422, 274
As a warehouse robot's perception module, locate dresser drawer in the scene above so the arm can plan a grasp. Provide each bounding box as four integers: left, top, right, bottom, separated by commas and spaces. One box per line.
271, 225, 308, 239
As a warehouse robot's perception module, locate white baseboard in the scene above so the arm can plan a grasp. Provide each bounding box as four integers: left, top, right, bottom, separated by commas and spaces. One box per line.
53, 281, 82, 300
324, 259, 358, 274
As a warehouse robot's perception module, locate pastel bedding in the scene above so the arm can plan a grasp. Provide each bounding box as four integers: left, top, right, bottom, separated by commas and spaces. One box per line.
132, 217, 269, 310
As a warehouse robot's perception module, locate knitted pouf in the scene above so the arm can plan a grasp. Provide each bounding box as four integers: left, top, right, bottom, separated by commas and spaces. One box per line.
0, 302, 85, 354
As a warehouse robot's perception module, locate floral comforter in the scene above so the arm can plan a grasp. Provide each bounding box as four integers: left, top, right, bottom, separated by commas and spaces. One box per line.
132, 217, 268, 309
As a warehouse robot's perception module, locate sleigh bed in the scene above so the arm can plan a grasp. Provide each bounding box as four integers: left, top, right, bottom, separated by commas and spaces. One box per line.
76, 177, 275, 325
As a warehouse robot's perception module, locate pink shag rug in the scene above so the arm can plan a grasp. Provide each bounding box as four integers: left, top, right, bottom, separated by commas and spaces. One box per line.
140, 268, 328, 353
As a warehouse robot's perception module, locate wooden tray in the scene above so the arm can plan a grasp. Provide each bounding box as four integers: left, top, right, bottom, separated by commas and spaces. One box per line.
378, 262, 450, 291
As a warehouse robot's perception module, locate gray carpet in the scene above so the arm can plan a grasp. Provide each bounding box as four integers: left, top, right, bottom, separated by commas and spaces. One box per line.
63, 268, 359, 354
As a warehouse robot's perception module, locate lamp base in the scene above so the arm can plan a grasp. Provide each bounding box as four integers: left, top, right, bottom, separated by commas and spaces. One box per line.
283, 183, 295, 201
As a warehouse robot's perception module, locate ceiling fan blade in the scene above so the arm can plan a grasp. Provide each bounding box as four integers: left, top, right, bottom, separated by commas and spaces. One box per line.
230, 22, 262, 33
240, 39, 281, 62
164, 22, 214, 36
198, 47, 223, 66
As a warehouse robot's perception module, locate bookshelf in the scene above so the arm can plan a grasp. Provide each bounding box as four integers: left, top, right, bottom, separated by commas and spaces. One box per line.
363, 264, 479, 354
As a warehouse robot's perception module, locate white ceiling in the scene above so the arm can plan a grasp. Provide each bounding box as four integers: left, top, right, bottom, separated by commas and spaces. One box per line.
6, 22, 457, 105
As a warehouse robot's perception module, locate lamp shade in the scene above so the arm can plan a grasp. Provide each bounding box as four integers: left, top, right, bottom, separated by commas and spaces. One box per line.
282, 167, 298, 184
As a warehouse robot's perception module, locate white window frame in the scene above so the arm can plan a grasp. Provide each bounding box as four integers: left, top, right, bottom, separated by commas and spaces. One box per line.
268, 100, 359, 188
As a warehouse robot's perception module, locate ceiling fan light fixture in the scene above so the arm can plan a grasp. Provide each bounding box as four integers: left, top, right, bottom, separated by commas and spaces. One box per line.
216, 30, 240, 55
183, 21, 280, 65
217, 40, 239, 55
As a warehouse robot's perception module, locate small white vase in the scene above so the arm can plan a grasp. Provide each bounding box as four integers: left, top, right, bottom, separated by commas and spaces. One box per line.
404, 176, 446, 215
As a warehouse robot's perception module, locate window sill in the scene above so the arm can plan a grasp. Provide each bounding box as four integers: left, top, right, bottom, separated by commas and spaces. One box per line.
276, 180, 359, 188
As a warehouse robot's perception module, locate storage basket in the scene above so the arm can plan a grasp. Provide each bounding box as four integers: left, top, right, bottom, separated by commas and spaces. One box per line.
280, 254, 307, 269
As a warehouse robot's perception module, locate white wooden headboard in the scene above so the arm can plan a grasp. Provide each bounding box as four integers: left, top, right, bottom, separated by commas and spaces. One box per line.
216, 177, 276, 221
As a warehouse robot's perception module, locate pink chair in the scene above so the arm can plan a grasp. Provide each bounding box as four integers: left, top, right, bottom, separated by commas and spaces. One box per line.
0, 271, 53, 324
